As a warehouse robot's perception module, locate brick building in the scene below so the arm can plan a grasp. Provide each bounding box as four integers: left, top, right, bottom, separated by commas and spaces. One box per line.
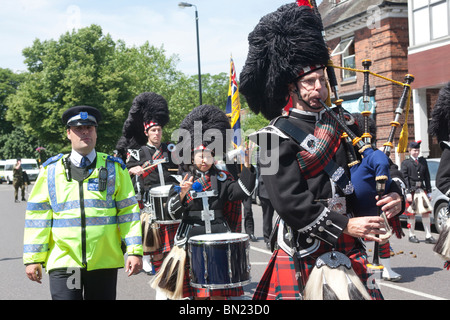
407, 0, 450, 158
319, 0, 410, 164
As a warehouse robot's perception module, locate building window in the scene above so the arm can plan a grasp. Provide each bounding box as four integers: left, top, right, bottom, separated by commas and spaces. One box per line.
331, 37, 356, 81
412, 0, 449, 45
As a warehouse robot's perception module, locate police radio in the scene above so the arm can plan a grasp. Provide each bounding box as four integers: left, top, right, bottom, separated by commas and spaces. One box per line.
63, 157, 72, 182
98, 166, 108, 191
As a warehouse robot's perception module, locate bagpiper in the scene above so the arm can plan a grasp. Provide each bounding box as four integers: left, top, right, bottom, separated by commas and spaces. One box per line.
239, 1, 404, 300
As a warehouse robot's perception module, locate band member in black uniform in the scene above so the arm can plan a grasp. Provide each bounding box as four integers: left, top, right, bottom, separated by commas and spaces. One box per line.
239, 2, 403, 300
430, 82, 450, 268
151, 104, 256, 300
116, 92, 178, 281
401, 140, 434, 244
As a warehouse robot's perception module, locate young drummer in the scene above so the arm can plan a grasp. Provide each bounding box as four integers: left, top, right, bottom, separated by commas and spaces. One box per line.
151, 104, 256, 300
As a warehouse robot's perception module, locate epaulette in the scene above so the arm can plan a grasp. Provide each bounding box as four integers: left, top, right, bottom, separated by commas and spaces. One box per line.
248, 122, 290, 144
107, 155, 126, 170
42, 153, 64, 168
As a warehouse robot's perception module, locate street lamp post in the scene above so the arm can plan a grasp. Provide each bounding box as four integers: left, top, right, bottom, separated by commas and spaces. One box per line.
178, 2, 202, 105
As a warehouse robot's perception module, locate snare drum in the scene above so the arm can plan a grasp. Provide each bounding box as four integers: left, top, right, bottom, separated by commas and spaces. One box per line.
188, 233, 251, 289
150, 185, 180, 224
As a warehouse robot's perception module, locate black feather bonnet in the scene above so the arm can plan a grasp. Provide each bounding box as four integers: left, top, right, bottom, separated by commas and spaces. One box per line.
429, 82, 450, 142
239, 3, 329, 120
177, 104, 231, 162
115, 92, 169, 157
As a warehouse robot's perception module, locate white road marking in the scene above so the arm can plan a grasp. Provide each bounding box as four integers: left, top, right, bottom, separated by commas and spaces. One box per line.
250, 245, 448, 300
379, 282, 447, 300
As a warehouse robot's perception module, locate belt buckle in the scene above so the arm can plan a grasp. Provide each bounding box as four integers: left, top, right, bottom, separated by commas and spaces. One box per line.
327, 197, 346, 215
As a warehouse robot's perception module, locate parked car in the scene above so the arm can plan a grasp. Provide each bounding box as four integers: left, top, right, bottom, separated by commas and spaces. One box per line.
427, 158, 449, 233
0, 160, 5, 183
400, 158, 449, 233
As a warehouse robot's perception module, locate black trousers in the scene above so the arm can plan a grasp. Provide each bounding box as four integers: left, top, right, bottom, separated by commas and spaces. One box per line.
243, 196, 254, 235
49, 268, 118, 300
260, 197, 275, 242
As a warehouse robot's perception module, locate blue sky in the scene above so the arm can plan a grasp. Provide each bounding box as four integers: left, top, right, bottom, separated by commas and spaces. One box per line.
0, 0, 321, 76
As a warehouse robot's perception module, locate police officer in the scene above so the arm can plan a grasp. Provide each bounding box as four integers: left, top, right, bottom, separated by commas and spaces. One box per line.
24, 105, 143, 300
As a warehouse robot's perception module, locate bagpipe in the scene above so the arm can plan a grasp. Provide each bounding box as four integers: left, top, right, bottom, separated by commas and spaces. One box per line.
322, 62, 413, 266
302, 0, 413, 299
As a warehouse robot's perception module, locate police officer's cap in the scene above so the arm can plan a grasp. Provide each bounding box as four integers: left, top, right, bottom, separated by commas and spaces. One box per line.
62, 105, 102, 127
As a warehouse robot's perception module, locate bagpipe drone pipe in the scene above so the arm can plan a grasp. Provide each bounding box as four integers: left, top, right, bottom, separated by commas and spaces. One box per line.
300, 0, 413, 299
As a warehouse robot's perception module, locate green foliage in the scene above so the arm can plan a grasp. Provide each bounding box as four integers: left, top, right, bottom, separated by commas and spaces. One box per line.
0, 68, 24, 135
6, 25, 181, 155
0, 127, 38, 159
2, 24, 268, 161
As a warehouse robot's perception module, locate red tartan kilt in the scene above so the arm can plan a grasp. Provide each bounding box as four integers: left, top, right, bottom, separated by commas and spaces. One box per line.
403, 201, 414, 216
148, 222, 180, 256
253, 234, 383, 300
388, 215, 404, 239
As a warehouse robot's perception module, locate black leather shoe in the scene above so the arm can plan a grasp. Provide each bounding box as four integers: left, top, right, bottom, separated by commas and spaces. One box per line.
425, 237, 437, 244
409, 235, 420, 243
249, 234, 258, 242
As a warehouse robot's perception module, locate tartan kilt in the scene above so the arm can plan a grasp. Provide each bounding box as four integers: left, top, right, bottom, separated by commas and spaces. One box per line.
403, 201, 414, 217
149, 222, 180, 256
182, 251, 244, 298
388, 215, 404, 239
253, 234, 383, 300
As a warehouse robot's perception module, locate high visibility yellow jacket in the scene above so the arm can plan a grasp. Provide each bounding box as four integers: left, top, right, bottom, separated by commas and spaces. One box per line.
23, 152, 143, 272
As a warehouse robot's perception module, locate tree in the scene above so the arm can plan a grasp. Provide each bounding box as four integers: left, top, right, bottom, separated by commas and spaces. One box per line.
0, 127, 39, 159
0, 68, 28, 159
0, 68, 24, 134
6, 25, 180, 154
4, 24, 269, 161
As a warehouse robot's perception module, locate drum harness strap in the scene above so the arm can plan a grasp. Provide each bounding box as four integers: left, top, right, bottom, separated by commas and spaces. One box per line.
140, 145, 169, 213
141, 144, 169, 186
189, 173, 220, 234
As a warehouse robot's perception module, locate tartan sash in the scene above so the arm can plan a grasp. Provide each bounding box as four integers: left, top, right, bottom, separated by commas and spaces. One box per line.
295, 112, 342, 179
142, 145, 164, 178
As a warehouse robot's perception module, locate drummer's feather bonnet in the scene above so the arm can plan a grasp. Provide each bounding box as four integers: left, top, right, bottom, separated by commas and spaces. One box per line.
177, 104, 231, 162
116, 92, 169, 158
